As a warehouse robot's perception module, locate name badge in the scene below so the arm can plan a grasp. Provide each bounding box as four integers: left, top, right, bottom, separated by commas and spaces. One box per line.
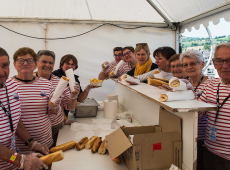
209, 126, 217, 142
11, 134, 15, 150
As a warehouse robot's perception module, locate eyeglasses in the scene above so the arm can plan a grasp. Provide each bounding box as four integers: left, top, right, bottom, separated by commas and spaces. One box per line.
123, 51, 132, 57
64, 63, 75, 67
136, 43, 148, 47
212, 58, 230, 66
114, 54, 123, 58
40, 60, 54, 65
17, 58, 34, 64
182, 62, 199, 68
170, 64, 182, 69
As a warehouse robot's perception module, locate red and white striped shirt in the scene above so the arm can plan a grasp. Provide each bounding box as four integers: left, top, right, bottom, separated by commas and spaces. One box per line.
49, 74, 70, 126
13, 77, 54, 154
0, 79, 21, 170
195, 78, 211, 141
199, 78, 230, 160
108, 62, 132, 77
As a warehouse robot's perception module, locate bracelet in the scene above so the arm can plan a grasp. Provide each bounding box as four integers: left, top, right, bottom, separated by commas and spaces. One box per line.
19, 154, 24, 169
25, 138, 34, 146
10, 152, 17, 163
29, 141, 37, 150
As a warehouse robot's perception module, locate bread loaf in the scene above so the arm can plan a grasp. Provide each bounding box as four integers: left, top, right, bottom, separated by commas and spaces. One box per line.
40, 150, 64, 165
110, 71, 115, 76
113, 156, 122, 164
148, 78, 169, 87
85, 136, 98, 149
98, 138, 107, 154
170, 80, 180, 87
159, 94, 168, 102
50, 141, 77, 153
76, 137, 88, 150
91, 137, 102, 153
154, 70, 160, 74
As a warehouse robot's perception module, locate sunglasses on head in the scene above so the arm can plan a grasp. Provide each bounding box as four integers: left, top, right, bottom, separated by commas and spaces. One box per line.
136, 43, 148, 47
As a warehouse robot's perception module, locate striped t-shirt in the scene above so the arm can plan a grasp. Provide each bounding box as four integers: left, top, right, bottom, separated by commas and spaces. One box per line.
13, 77, 54, 154
199, 78, 230, 160
107, 62, 132, 78
194, 78, 211, 141
0, 79, 21, 170
49, 74, 70, 126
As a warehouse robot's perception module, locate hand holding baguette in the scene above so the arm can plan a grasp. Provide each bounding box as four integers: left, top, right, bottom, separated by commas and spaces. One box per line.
40, 150, 64, 165
76, 137, 88, 150
91, 137, 102, 153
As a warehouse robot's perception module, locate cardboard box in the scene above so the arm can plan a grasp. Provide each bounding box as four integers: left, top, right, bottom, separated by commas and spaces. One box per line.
106, 107, 182, 170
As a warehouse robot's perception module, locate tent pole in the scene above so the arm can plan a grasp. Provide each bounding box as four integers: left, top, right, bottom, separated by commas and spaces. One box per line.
146, 0, 174, 28
175, 28, 180, 53
202, 27, 214, 73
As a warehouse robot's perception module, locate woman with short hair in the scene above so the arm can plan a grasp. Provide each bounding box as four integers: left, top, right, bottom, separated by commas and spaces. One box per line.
169, 54, 187, 79
12, 47, 60, 154
180, 50, 211, 170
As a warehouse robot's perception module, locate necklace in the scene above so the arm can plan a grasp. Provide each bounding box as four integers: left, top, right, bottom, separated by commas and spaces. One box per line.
192, 75, 204, 93
14, 76, 35, 83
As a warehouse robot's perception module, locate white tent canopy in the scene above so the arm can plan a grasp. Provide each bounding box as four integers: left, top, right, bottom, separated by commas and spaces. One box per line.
0, 0, 229, 101
0, 0, 230, 32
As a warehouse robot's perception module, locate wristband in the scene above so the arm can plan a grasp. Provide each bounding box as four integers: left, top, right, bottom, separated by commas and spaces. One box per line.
10, 152, 17, 163
25, 138, 34, 146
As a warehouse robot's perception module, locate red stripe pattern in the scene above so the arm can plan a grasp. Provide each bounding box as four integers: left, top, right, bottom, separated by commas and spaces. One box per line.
195, 78, 211, 141
13, 77, 54, 154
106, 63, 132, 77
0, 79, 20, 170
199, 78, 230, 160
49, 74, 70, 126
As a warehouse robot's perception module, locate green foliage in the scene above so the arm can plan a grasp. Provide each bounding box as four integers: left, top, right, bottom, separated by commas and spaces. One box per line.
203, 44, 211, 51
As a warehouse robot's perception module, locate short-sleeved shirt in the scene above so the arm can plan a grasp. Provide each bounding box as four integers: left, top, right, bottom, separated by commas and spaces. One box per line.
14, 77, 54, 154
0, 79, 21, 170
199, 78, 230, 160
49, 74, 70, 126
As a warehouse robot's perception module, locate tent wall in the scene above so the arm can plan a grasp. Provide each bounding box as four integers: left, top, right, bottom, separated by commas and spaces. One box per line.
0, 23, 175, 101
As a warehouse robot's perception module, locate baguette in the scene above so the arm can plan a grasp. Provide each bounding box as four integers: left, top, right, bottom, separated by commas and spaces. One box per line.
159, 94, 168, 102
91, 137, 102, 153
170, 80, 180, 87
110, 71, 115, 76
113, 156, 122, 164
76, 137, 88, 151
85, 136, 98, 149
61, 76, 70, 82
50, 141, 77, 153
98, 138, 107, 154
148, 77, 169, 83
148, 78, 169, 87
154, 70, 160, 74
40, 150, 64, 165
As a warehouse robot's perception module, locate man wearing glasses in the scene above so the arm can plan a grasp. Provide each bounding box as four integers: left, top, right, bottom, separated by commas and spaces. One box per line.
199, 43, 230, 170
98, 47, 132, 80
0, 47, 49, 170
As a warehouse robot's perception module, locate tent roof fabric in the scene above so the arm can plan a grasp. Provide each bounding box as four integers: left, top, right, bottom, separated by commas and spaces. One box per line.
0, 0, 229, 32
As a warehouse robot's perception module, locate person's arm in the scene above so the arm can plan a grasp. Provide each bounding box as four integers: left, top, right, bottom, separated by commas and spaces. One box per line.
16, 119, 49, 155
135, 70, 155, 82
0, 145, 48, 170
0, 143, 22, 167
98, 70, 109, 80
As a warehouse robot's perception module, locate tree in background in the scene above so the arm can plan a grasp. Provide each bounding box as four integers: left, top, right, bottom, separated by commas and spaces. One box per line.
203, 44, 211, 51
